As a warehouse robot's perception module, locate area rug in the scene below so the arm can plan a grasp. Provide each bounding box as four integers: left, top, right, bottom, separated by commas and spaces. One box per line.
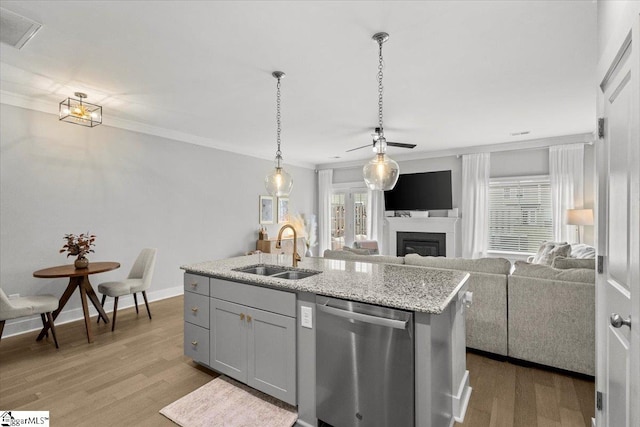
159, 376, 298, 427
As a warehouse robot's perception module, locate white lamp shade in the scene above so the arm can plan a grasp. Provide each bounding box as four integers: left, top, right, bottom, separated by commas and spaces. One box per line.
566, 209, 594, 226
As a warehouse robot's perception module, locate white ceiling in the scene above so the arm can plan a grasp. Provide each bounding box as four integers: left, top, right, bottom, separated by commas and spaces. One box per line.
0, 1, 597, 169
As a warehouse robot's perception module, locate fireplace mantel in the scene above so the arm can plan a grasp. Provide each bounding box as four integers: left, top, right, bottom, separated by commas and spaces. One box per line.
385, 217, 460, 257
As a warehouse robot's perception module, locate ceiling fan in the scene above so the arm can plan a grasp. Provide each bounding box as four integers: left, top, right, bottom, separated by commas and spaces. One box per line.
346, 127, 417, 153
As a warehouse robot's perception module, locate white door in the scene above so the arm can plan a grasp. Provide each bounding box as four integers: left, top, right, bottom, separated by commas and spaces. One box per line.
595, 6, 639, 427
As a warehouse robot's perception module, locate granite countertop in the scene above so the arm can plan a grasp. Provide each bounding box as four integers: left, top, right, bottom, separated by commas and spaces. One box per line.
181, 254, 469, 314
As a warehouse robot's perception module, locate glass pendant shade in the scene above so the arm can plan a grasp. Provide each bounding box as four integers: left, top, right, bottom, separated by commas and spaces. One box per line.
363, 153, 399, 191
265, 156, 293, 197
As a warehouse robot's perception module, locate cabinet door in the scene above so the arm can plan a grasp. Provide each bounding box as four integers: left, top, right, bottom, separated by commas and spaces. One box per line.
210, 298, 248, 382
184, 322, 209, 365
184, 291, 209, 329
247, 307, 297, 405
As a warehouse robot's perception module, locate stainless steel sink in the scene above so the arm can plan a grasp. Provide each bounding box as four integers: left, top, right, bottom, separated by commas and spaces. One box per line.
270, 270, 321, 280
233, 264, 321, 280
234, 265, 289, 276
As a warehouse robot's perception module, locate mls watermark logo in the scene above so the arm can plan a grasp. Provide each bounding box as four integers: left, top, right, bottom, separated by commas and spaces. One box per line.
1, 411, 50, 426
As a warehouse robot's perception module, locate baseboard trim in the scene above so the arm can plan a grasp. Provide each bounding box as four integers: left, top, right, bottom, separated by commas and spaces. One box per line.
295, 420, 315, 427
2, 285, 184, 338
453, 370, 472, 423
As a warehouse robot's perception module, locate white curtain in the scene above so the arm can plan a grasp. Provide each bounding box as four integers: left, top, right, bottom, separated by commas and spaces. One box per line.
461, 153, 490, 259
366, 189, 385, 253
318, 169, 333, 254
550, 144, 584, 242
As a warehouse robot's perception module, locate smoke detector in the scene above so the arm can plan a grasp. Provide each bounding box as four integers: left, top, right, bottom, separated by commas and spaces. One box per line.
0, 7, 42, 49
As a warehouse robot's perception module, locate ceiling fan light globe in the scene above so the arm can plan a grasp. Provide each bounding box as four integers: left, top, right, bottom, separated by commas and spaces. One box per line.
363, 154, 399, 191
265, 167, 293, 197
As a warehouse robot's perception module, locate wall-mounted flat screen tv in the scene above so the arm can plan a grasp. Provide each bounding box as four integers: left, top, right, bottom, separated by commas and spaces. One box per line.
384, 170, 453, 211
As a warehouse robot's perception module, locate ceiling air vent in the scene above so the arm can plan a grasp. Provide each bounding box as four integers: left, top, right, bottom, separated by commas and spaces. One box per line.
0, 7, 42, 49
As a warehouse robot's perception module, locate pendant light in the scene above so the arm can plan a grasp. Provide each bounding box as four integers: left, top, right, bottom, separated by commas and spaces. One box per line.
265, 71, 293, 197
363, 32, 400, 191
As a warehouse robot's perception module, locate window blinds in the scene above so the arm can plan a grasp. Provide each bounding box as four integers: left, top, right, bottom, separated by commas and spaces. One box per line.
488, 176, 553, 253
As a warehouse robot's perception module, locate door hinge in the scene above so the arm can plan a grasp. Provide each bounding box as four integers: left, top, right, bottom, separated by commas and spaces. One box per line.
596, 391, 603, 411
598, 118, 605, 139
597, 255, 604, 274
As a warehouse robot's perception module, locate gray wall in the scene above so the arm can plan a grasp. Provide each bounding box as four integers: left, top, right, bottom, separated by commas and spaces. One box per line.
331, 144, 596, 243
0, 104, 316, 335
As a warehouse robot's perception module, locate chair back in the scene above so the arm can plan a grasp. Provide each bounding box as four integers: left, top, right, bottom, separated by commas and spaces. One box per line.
127, 248, 157, 290
0, 288, 17, 319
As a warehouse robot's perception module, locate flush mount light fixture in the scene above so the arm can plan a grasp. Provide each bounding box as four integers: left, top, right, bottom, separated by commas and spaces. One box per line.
265, 71, 293, 197
59, 92, 102, 128
363, 32, 400, 191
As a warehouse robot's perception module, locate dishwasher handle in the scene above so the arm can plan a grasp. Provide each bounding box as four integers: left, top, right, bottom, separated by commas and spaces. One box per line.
318, 303, 409, 330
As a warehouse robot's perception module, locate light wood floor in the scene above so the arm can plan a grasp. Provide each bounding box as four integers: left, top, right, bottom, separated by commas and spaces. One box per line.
0, 295, 594, 427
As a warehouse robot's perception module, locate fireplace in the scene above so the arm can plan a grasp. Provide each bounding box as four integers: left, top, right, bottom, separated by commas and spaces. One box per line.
397, 232, 446, 257
386, 217, 460, 257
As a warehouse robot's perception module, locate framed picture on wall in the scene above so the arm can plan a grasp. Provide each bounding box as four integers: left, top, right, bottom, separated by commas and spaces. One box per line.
277, 197, 290, 223
259, 196, 274, 224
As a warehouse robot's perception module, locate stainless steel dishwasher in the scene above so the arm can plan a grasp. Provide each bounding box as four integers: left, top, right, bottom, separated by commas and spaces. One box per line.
316, 295, 414, 427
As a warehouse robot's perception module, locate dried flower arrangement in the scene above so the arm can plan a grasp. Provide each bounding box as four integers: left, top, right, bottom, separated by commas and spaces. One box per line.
60, 233, 96, 261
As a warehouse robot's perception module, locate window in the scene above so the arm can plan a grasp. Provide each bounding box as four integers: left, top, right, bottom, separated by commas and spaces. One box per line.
330, 188, 368, 249
488, 176, 553, 253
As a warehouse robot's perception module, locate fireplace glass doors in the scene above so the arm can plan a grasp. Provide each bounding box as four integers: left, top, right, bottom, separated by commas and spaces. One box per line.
397, 232, 446, 257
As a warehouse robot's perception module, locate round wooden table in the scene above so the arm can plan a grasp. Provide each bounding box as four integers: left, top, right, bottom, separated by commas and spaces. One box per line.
33, 262, 120, 343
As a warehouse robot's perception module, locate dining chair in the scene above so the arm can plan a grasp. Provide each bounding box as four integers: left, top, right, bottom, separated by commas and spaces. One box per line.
0, 288, 60, 348
97, 248, 157, 332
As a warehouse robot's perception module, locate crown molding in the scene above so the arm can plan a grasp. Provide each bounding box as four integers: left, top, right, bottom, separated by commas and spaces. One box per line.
0, 89, 316, 170
316, 132, 596, 170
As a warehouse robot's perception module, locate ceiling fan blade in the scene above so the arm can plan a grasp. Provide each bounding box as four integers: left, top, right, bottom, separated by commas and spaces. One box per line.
386, 142, 417, 149
346, 144, 373, 153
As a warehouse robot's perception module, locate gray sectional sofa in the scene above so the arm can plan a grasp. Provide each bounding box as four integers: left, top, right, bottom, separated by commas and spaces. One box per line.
322, 249, 595, 376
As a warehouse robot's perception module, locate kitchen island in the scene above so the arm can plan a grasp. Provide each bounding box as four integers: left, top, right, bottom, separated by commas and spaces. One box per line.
181, 254, 471, 427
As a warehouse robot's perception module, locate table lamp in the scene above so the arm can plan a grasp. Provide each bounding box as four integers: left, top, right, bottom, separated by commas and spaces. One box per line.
566, 208, 594, 243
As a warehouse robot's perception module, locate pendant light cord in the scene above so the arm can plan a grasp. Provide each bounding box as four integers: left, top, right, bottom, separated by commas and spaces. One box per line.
377, 40, 384, 130
276, 76, 282, 160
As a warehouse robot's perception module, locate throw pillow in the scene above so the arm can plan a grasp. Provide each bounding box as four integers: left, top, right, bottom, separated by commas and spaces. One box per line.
552, 257, 596, 270
531, 241, 571, 266
570, 244, 596, 259
343, 246, 373, 255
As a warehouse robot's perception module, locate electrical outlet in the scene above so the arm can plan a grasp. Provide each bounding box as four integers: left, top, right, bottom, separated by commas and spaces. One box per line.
301, 306, 313, 329
8, 293, 20, 299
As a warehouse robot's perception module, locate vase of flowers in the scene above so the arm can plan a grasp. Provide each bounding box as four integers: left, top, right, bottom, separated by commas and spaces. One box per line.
302, 214, 317, 257
60, 233, 96, 269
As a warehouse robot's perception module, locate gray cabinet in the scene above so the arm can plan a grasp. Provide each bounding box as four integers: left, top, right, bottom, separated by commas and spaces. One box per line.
183, 273, 296, 406
209, 298, 248, 380
184, 273, 210, 365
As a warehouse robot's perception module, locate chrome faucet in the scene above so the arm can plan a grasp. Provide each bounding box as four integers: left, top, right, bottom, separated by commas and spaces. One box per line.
276, 224, 301, 267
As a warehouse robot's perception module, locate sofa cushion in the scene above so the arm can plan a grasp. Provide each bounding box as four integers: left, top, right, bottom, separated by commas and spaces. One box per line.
531, 241, 571, 266
512, 260, 595, 283
323, 250, 405, 264
404, 254, 511, 275
552, 256, 596, 270
570, 244, 596, 259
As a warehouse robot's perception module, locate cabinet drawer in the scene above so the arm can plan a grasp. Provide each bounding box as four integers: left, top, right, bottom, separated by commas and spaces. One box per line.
184, 273, 209, 296
184, 291, 210, 328
184, 322, 209, 365
211, 278, 295, 317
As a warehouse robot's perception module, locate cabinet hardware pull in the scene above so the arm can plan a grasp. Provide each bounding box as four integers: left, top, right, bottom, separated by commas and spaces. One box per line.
247, 315, 252, 323
191, 307, 198, 312
191, 341, 198, 346
191, 283, 198, 288
240, 313, 245, 320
